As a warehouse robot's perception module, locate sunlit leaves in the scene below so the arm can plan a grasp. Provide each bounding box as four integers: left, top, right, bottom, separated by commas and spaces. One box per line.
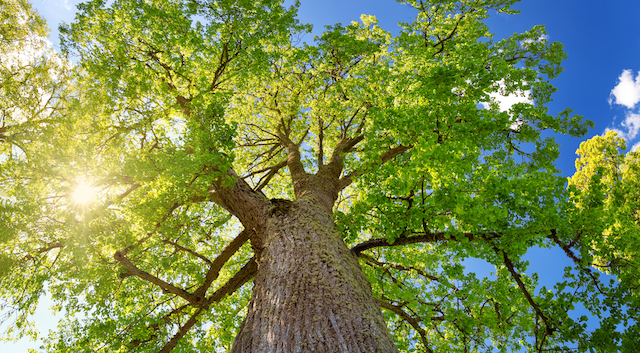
0, 2, 73, 340
568, 131, 640, 289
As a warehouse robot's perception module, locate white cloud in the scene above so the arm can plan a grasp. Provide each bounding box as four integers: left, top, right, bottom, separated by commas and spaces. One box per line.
610, 69, 640, 109
632, 141, 640, 152
489, 90, 533, 113
621, 112, 640, 140
606, 70, 640, 151
606, 113, 640, 142
479, 81, 532, 130
480, 80, 533, 113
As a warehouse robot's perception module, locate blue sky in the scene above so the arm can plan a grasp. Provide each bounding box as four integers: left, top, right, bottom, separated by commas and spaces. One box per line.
4, 0, 640, 351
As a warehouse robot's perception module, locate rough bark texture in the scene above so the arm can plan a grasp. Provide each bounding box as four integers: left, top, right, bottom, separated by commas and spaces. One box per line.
231, 194, 397, 352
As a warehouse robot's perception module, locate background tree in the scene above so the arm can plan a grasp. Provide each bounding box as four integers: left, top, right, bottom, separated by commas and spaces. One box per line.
0, 0, 638, 352
0, 0, 72, 338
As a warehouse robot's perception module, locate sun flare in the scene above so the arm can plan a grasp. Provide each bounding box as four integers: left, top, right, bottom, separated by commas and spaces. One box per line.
72, 181, 97, 205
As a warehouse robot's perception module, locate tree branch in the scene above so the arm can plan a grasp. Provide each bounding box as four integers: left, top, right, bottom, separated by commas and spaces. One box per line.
205, 168, 270, 245
158, 306, 206, 353
205, 256, 257, 305
357, 252, 439, 281
318, 117, 325, 170
493, 247, 556, 336
376, 298, 434, 353
128, 304, 189, 349
192, 229, 251, 300
318, 135, 365, 180
547, 230, 605, 294
131, 257, 258, 352
352, 232, 446, 254
162, 239, 212, 265
254, 160, 288, 192
154, 258, 257, 352
118, 201, 183, 257
431, 14, 465, 56
113, 251, 199, 305
277, 128, 308, 182
339, 144, 413, 190
19, 241, 63, 264
352, 230, 499, 254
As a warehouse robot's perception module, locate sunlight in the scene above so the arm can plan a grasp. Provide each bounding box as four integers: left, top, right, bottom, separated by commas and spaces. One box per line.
72, 181, 97, 205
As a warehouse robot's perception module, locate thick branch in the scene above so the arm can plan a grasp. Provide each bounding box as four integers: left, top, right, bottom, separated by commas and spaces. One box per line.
168, 91, 269, 232
206, 168, 270, 239
376, 299, 434, 353
113, 251, 199, 305
158, 306, 206, 353
351, 230, 500, 254
339, 144, 412, 190
157, 258, 257, 352
35, 241, 63, 255
205, 256, 257, 305
319, 135, 365, 180
352, 233, 444, 254
117, 183, 142, 201
175, 94, 191, 117
358, 252, 439, 281
192, 229, 251, 299
351, 232, 442, 254
276, 128, 307, 183
133, 258, 257, 352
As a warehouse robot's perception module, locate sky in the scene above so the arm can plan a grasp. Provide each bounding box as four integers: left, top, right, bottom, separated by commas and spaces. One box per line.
4, 0, 640, 351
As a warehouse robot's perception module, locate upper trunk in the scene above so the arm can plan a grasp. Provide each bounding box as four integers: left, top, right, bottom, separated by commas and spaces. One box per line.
231, 194, 397, 352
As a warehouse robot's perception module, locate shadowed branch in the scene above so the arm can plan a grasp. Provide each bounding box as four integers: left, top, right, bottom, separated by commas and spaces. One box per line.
113, 251, 199, 305
351, 230, 500, 254
493, 246, 556, 336
158, 257, 257, 352
376, 298, 434, 353
192, 229, 252, 299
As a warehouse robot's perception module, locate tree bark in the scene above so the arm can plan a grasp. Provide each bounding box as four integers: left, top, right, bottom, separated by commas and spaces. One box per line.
231, 194, 397, 352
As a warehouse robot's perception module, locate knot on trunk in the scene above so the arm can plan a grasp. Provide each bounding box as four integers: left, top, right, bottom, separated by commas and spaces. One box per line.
269, 198, 293, 216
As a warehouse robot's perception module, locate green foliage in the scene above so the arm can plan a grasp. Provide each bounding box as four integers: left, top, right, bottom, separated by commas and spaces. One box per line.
0, 0, 71, 341
1, 0, 638, 352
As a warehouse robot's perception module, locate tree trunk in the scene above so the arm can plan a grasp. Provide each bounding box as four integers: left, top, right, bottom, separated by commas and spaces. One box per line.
231, 195, 397, 352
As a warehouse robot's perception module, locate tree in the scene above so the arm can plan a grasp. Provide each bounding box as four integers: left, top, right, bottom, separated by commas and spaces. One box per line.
0, 0, 71, 298
0, 0, 70, 344
0, 0, 638, 351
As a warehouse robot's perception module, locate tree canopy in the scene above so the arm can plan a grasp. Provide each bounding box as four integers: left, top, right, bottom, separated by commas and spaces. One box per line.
1, 0, 638, 352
